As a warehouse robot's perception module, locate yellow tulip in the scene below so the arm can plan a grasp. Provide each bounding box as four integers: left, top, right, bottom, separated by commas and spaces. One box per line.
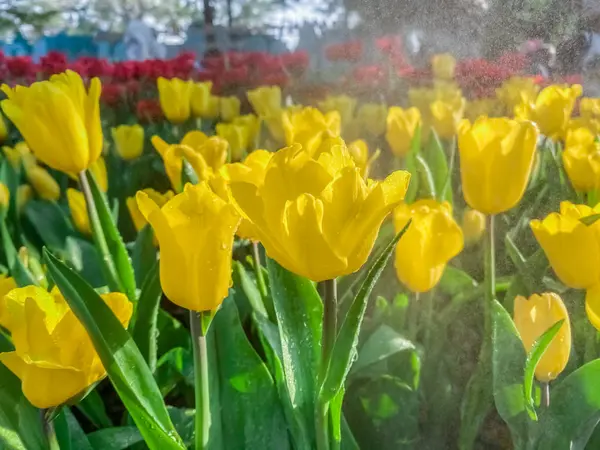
458, 117, 538, 214
0, 275, 16, 307
219, 150, 273, 241
580, 98, 600, 119
513, 293, 571, 382
496, 77, 540, 113
219, 96, 241, 122
2, 141, 32, 169
318, 95, 357, 129
112, 124, 144, 160
283, 107, 341, 154
16, 184, 32, 214
562, 127, 600, 192
1, 70, 102, 174
585, 284, 600, 331
67, 188, 90, 235
127, 188, 174, 233
27, 165, 60, 201
386, 107, 421, 157
516, 84, 582, 138
156, 77, 193, 124
348, 139, 380, 179
233, 114, 261, 147
462, 208, 486, 246
137, 182, 240, 311
216, 123, 250, 162
0, 286, 131, 408
228, 140, 410, 281
531, 201, 600, 289
0, 182, 8, 210
190, 82, 214, 118
152, 131, 228, 191
431, 53, 456, 80
394, 200, 463, 292
430, 96, 466, 139
89, 157, 108, 192
566, 116, 600, 137
0, 111, 7, 143
356, 103, 387, 138
465, 98, 501, 122
247, 86, 282, 117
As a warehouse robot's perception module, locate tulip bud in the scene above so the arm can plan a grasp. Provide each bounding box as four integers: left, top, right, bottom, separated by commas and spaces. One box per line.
513, 293, 571, 382
0, 112, 7, 143
16, 184, 32, 215
67, 188, 91, 235
462, 209, 486, 246
219, 96, 241, 122
0, 182, 9, 210
112, 124, 144, 161
27, 165, 60, 201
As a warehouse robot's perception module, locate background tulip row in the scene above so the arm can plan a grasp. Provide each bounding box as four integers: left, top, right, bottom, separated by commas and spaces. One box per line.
0, 51, 599, 450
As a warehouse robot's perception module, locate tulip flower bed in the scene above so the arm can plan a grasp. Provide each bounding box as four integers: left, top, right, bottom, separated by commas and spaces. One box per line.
0, 49, 600, 450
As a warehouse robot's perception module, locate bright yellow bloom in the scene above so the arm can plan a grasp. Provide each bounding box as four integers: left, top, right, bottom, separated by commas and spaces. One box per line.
156, 77, 193, 124
580, 98, 600, 119
585, 284, 600, 331
430, 96, 466, 139
531, 201, 600, 289
431, 53, 456, 80
219, 150, 273, 240
386, 107, 421, 157
16, 185, 32, 214
0, 182, 8, 210
496, 77, 540, 113
2, 141, 30, 168
127, 188, 174, 232
233, 114, 261, 147
27, 165, 60, 201
67, 188, 90, 235
228, 141, 410, 281
514, 293, 571, 382
0, 112, 8, 143
89, 157, 108, 192
0, 274, 16, 304
283, 107, 341, 154
137, 182, 240, 311
190, 82, 214, 118
152, 131, 228, 191
318, 95, 357, 129
356, 103, 387, 138
219, 96, 241, 122
111, 124, 144, 160
458, 117, 538, 214
462, 208, 486, 246
216, 123, 250, 162
247, 86, 282, 117
562, 127, 600, 192
394, 200, 463, 292
0, 286, 131, 408
515, 84, 582, 138
348, 139, 380, 179
566, 116, 600, 137
1, 70, 102, 174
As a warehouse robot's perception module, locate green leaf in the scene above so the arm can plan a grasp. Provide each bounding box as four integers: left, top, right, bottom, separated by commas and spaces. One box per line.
213, 296, 291, 449
60, 408, 93, 450
403, 124, 421, 204
267, 258, 323, 448
43, 249, 185, 450
580, 214, 600, 226
181, 158, 199, 185
424, 130, 452, 203
0, 221, 36, 287
523, 319, 564, 420
320, 220, 411, 403
491, 300, 528, 448
0, 349, 47, 450
233, 261, 268, 318
0, 160, 21, 229
504, 236, 548, 297
64, 237, 105, 288
24, 200, 74, 251
87, 427, 143, 450
534, 359, 600, 449
438, 266, 478, 297
132, 259, 161, 371
350, 325, 416, 375
131, 225, 156, 287
415, 154, 436, 199
76, 389, 112, 429
86, 171, 137, 301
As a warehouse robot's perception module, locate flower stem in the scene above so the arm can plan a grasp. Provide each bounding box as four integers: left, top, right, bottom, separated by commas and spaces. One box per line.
78, 171, 121, 293
315, 401, 330, 450
251, 241, 268, 300
190, 310, 210, 450
541, 382, 550, 408
483, 215, 496, 339
42, 410, 59, 450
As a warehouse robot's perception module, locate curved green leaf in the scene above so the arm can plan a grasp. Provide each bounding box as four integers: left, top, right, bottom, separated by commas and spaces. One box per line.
87, 427, 143, 450
0, 221, 36, 287
43, 249, 184, 450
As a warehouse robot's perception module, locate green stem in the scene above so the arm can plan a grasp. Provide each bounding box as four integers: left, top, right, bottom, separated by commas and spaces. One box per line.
43, 411, 60, 450
251, 241, 268, 300
423, 290, 435, 351
190, 310, 210, 450
483, 215, 496, 339
79, 171, 121, 293
407, 292, 419, 341
315, 401, 330, 450
541, 382, 550, 408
